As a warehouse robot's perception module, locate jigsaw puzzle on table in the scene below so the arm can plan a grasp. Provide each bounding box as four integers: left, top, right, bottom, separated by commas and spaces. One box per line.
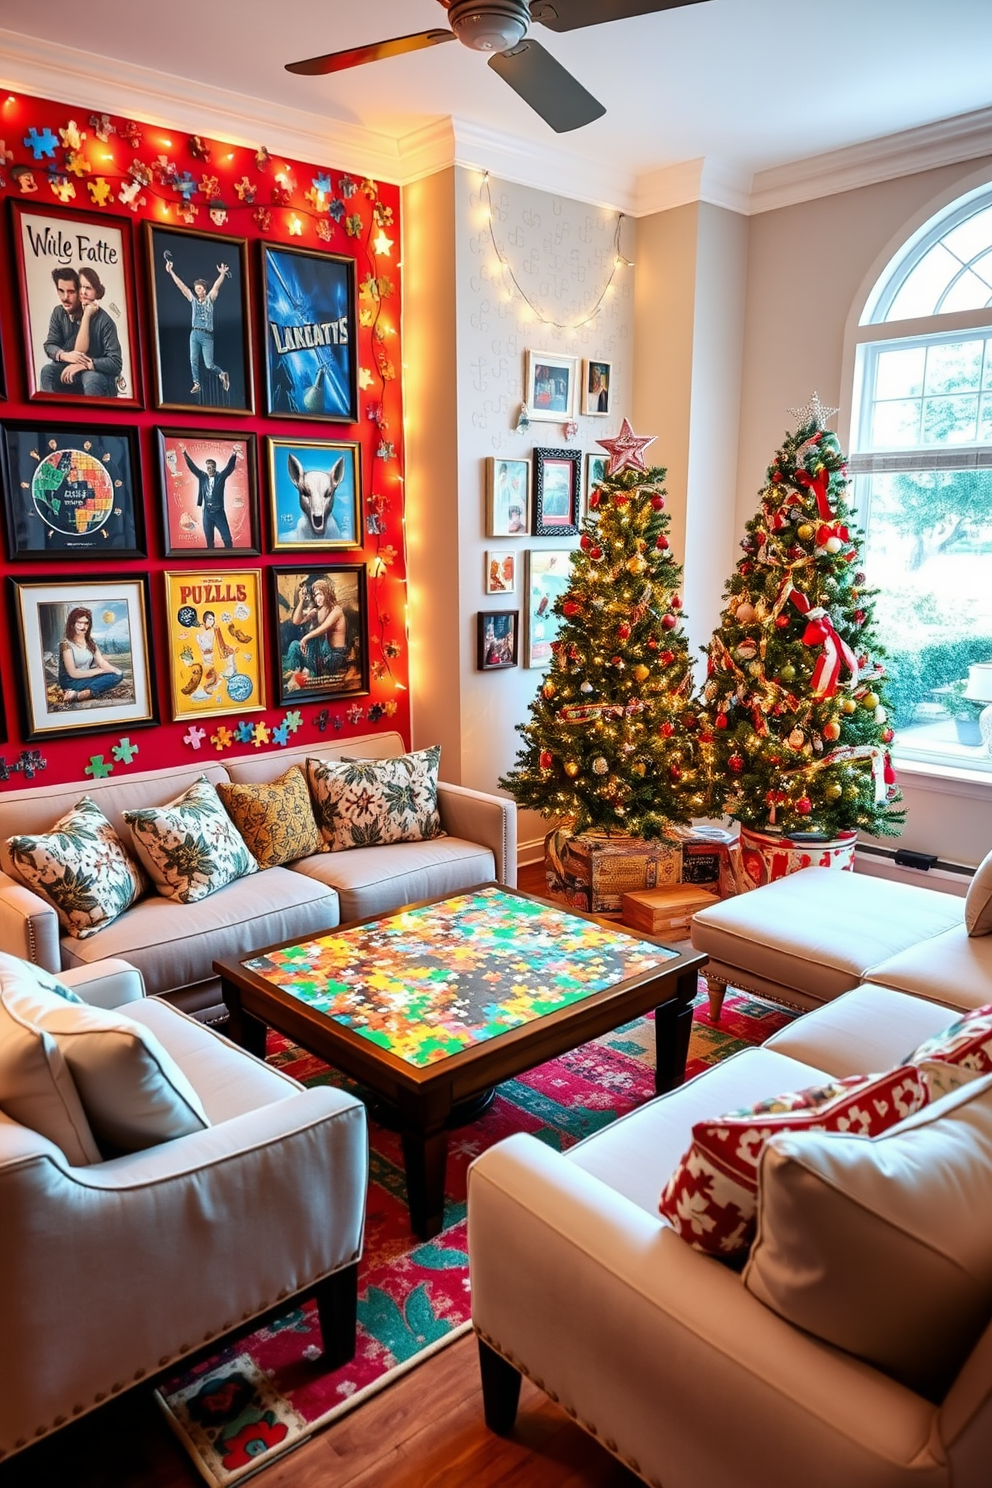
245, 886, 678, 1067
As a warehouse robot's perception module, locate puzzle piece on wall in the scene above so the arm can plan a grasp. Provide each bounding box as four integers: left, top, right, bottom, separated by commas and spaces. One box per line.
252, 722, 270, 748
236, 721, 255, 744
84, 755, 113, 779
271, 722, 290, 746
111, 738, 139, 765
183, 726, 207, 750
23, 127, 57, 159
211, 726, 234, 751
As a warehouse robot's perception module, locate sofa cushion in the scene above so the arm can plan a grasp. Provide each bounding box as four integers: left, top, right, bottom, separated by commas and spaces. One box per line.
744, 1073, 992, 1400
124, 776, 258, 904
0, 981, 209, 1154
905, 1002, 992, 1098
306, 746, 443, 853
691, 868, 963, 1005
7, 795, 145, 939
965, 848, 992, 936
59, 866, 340, 997
763, 984, 957, 1079
289, 836, 495, 923
865, 923, 992, 1013
659, 1066, 928, 1258
0, 971, 101, 1166
216, 766, 323, 869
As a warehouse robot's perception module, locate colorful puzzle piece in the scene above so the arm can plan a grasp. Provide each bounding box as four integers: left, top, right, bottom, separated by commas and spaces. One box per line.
287, 214, 303, 236
65, 149, 91, 177
234, 176, 256, 202
358, 367, 374, 391
188, 135, 211, 160
252, 722, 270, 748
315, 219, 333, 243
236, 721, 255, 744
23, 127, 57, 159
367, 703, 385, 723
59, 119, 86, 151
50, 176, 76, 203
271, 723, 290, 747
118, 180, 145, 210
85, 755, 113, 779
284, 710, 303, 734
183, 726, 207, 750
112, 737, 139, 765
199, 173, 220, 200
211, 726, 234, 751
252, 206, 271, 232
382, 700, 398, 717
346, 704, 364, 725
329, 197, 345, 222
89, 114, 114, 142
316, 710, 330, 732
174, 170, 197, 199
87, 176, 112, 206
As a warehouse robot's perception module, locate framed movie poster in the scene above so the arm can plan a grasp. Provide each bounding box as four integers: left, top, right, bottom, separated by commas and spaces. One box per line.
525, 549, 571, 667
270, 564, 368, 706
9, 574, 156, 739
477, 610, 519, 670
0, 421, 145, 560
485, 457, 530, 537
525, 350, 576, 422
261, 244, 357, 422
582, 359, 612, 416
10, 202, 141, 407
164, 570, 266, 721
156, 430, 260, 557
266, 437, 362, 551
533, 448, 581, 536
145, 224, 253, 413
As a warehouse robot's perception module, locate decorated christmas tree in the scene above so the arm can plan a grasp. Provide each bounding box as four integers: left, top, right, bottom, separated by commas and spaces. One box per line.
700, 395, 904, 839
500, 420, 702, 838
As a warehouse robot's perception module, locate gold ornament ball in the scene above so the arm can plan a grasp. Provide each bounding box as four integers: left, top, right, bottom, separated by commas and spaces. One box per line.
779, 663, 796, 682
626, 554, 648, 575
840, 696, 857, 714
822, 719, 841, 741
825, 781, 843, 800
687, 793, 706, 814
797, 524, 814, 541
631, 761, 647, 777
542, 680, 557, 699
592, 757, 609, 775
564, 760, 580, 777
632, 664, 650, 682
862, 691, 880, 710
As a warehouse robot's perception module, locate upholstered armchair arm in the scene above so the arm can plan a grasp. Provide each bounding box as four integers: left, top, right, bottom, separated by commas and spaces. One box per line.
0, 871, 60, 971
59, 959, 146, 1008
468, 1135, 942, 1488
0, 1088, 367, 1455
437, 783, 517, 887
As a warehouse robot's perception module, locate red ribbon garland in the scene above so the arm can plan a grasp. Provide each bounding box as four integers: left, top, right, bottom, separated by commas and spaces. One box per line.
816, 521, 850, 547
789, 589, 859, 698
795, 467, 834, 521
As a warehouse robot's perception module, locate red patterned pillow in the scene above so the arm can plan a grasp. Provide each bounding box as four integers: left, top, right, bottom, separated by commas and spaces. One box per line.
908, 1003, 992, 1099
659, 1067, 928, 1258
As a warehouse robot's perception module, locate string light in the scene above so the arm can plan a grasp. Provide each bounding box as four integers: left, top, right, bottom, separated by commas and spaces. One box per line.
480, 170, 629, 331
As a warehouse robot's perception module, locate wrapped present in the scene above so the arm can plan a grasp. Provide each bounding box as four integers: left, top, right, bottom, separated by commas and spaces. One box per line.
621, 885, 720, 939
544, 828, 682, 917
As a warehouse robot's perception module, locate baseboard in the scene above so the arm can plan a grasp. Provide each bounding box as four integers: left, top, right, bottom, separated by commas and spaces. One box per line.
854, 845, 971, 897
518, 835, 547, 869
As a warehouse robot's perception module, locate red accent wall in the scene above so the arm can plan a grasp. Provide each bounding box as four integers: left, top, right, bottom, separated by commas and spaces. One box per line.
0, 89, 409, 790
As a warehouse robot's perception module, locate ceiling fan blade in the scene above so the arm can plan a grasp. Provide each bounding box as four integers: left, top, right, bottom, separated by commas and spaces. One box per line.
489, 38, 605, 133
286, 29, 455, 76
531, 0, 707, 33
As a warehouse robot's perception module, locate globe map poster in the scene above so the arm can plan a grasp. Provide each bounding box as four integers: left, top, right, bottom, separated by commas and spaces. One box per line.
0, 423, 144, 559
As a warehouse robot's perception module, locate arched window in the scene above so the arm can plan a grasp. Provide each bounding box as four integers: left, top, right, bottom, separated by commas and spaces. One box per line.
850, 182, 992, 773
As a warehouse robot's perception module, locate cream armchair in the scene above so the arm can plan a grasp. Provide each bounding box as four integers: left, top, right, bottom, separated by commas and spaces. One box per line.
0, 955, 367, 1462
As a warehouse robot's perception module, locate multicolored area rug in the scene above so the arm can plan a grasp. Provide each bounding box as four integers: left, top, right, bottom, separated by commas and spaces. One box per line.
157, 988, 793, 1486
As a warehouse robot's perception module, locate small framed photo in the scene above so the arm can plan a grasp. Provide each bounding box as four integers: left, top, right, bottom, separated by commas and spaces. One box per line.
266, 437, 362, 551
164, 569, 266, 721
270, 564, 369, 706
156, 430, 260, 557
525, 350, 577, 422
525, 549, 571, 668
0, 421, 145, 560
477, 610, 519, 670
485, 550, 516, 594
9, 574, 156, 739
144, 223, 253, 414
533, 448, 581, 536
584, 452, 608, 517
582, 359, 612, 416
10, 202, 141, 407
261, 244, 357, 422
485, 457, 530, 537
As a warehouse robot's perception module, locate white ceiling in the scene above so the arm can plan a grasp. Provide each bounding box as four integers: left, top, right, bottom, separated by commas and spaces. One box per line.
4, 0, 992, 207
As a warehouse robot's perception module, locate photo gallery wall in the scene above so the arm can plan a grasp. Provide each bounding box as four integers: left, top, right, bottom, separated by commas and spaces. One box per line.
480, 431, 610, 672
0, 138, 404, 768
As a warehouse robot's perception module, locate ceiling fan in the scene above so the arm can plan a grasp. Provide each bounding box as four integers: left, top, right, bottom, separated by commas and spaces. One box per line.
286, 0, 709, 134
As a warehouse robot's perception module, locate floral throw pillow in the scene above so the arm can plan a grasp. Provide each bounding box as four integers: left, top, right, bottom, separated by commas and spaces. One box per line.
659, 1066, 928, 1259
7, 796, 145, 939
216, 766, 324, 868
907, 1002, 992, 1099
123, 777, 257, 904
306, 746, 444, 853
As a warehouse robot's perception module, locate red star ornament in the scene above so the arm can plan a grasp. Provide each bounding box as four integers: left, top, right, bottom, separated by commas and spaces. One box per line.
596, 418, 656, 477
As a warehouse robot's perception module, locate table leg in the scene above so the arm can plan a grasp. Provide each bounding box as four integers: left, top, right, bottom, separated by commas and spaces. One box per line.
400, 1124, 450, 1240
221, 977, 268, 1059
654, 967, 699, 1093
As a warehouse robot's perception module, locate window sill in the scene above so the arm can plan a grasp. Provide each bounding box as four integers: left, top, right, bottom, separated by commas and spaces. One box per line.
892, 755, 992, 799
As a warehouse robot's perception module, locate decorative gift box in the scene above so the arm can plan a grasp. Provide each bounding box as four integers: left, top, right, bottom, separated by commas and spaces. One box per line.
620, 885, 720, 939
544, 828, 682, 916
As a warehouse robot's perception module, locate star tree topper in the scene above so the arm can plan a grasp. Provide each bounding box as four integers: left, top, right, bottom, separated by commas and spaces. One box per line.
788, 391, 839, 430
596, 417, 656, 476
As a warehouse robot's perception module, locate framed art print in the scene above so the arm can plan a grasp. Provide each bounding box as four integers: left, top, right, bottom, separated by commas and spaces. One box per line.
533, 448, 581, 536
10, 202, 141, 407
584, 452, 608, 517
477, 610, 519, 670
0, 421, 145, 560
9, 574, 156, 739
525, 351, 576, 422
156, 429, 260, 557
266, 437, 362, 550
270, 564, 369, 706
261, 244, 357, 421
145, 223, 253, 413
485, 457, 529, 537
164, 569, 266, 721
525, 549, 571, 667
582, 359, 612, 416
486, 550, 516, 594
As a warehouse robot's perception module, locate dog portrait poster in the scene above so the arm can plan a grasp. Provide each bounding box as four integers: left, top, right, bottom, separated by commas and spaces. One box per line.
266, 437, 361, 551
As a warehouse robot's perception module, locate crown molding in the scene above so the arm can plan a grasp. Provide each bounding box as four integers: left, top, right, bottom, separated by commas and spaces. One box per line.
633, 156, 751, 217
442, 117, 637, 214
750, 105, 992, 215
0, 28, 406, 182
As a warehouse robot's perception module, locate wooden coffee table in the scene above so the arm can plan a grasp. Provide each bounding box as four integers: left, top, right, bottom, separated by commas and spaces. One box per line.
216, 884, 706, 1238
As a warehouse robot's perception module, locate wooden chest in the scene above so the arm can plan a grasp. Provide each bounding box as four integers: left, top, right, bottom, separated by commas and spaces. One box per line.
544, 828, 682, 916
621, 885, 720, 939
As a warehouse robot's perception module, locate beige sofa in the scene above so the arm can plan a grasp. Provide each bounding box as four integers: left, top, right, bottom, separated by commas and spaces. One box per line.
0, 953, 367, 1462
0, 731, 516, 1026
468, 982, 992, 1487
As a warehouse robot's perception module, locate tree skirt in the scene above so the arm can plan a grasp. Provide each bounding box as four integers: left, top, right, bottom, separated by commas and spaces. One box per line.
156, 988, 793, 1486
